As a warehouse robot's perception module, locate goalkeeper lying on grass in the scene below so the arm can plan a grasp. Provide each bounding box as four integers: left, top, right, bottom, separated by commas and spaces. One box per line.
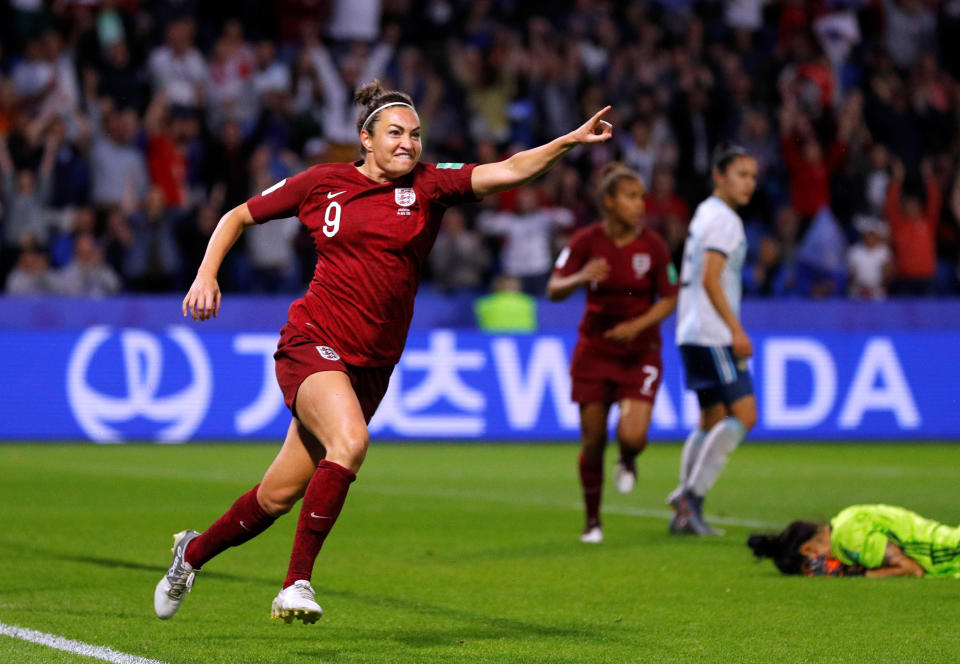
748, 505, 960, 578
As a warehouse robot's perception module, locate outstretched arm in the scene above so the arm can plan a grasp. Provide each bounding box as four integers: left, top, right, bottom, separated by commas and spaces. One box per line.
471, 107, 613, 198
182, 203, 256, 321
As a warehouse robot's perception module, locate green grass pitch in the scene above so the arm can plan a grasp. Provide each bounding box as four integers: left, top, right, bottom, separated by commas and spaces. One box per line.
1, 442, 958, 664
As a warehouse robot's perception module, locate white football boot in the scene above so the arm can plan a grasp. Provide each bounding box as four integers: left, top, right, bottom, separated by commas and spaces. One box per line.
154, 529, 201, 619
271, 580, 323, 624
579, 524, 603, 543
613, 459, 636, 494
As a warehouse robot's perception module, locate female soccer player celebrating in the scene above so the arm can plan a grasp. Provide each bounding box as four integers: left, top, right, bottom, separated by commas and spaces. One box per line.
748, 504, 960, 578
547, 163, 678, 543
668, 143, 758, 536
154, 80, 613, 624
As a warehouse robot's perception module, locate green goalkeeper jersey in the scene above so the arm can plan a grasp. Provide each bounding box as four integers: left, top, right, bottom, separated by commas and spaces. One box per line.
831, 505, 960, 577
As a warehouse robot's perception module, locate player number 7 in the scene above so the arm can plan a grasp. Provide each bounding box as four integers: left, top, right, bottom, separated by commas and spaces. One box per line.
641, 365, 659, 395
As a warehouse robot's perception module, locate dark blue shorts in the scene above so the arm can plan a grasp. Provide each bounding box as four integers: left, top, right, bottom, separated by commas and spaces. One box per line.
678, 344, 754, 408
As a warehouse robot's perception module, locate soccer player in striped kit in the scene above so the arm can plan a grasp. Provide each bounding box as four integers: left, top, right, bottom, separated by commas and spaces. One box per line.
548, 163, 678, 543
669, 143, 758, 536
154, 79, 613, 623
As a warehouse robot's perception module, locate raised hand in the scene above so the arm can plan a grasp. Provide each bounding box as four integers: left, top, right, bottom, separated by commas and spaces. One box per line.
570, 106, 613, 145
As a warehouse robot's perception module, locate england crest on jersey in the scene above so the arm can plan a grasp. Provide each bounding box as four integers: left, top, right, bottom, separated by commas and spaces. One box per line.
395, 188, 416, 207
632, 253, 651, 278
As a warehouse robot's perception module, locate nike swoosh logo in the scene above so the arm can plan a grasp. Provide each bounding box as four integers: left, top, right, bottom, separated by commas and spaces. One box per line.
327, 191, 346, 199
310, 512, 331, 520
239, 520, 248, 531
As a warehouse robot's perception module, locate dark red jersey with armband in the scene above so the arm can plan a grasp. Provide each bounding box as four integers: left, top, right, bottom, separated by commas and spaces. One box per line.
553, 222, 678, 357
246, 161, 477, 366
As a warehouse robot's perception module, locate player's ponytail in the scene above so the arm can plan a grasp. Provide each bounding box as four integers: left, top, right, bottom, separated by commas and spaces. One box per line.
596, 162, 642, 212
747, 521, 819, 575
355, 79, 416, 155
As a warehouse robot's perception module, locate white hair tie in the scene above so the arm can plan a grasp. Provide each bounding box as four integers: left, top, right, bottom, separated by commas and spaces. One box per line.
359, 102, 418, 135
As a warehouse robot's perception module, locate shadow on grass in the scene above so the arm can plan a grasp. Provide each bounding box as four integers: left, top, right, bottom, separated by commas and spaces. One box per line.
9, 541, 594, 644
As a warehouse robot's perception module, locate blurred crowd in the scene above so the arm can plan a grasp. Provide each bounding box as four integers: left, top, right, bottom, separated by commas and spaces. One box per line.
2, 0, 960, 300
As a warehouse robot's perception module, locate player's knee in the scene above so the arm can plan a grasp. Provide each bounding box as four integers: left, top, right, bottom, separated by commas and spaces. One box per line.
580, 432, 606, 459
619, 433, 648, 454
327, 424, 370, 470
734, 407, 757, 432
257, 485, 301, 516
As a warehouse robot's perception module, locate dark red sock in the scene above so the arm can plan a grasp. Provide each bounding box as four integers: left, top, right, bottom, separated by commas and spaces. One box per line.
283, 460, 356, 588
578, 452, 603, 527
184, 484, 276, 568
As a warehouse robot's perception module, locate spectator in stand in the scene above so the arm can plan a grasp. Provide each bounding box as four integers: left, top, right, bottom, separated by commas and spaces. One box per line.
744, 235, 786, 297
779, 100, 850, 223
303, 32, 393, 151
147, 17, 207, 110
244, 147, 301, 294
796, 207, 848, 298
0, 125, 58, 252
252, 40, 292, 103
429, 208, 490, 294
144, 94, 196, 209
886, 158, 941, 295
124, 186, 183, 292
4, 243, 57, 295
847, 215, 893, 300
95, 40, 146, 112
54, 231, 121, 297
86, 97, 148, 210
883, 0, 937, 70
479, 186, 574, 295
644, 166, 690, 267
206, 19, 256, 129
864, 144, 892, 216
619, 118, 658, 190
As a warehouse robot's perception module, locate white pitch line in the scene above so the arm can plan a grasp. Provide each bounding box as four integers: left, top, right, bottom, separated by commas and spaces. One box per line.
0, 622, 168, 664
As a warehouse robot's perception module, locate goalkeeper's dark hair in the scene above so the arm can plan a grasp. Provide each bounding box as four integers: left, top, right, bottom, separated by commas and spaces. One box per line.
747, 521, 820, 575
711, 141, 751, 174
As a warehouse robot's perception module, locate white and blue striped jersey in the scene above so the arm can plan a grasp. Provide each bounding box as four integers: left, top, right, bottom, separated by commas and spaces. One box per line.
676, 196, 747, 346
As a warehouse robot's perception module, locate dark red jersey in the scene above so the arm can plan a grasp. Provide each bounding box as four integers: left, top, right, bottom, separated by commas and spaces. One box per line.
553, 222, 678, 357
246, 161, 477, 366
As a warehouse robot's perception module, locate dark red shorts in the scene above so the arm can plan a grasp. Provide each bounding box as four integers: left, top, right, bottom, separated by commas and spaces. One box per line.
570, 343, 663, 405
274, 324, 394, 424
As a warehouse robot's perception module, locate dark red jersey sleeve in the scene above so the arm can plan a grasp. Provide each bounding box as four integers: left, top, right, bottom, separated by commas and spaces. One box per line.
245, 165, 321, 223
649, 232, 680, 299
418, 163, 479, 208
553, 228, 591, 277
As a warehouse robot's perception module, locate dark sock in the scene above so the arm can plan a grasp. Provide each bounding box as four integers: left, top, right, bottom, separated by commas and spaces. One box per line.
619, 443, 641, 467
283, 460, 356, 588
578, 452, 603, 528
185, 484, 276, 568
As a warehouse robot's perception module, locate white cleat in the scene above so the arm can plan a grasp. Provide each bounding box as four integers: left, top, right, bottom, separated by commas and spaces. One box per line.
271, 580, 323, 625
579, 525, 603, 544
154, 529, 201, 619
614, 461, 636, 494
